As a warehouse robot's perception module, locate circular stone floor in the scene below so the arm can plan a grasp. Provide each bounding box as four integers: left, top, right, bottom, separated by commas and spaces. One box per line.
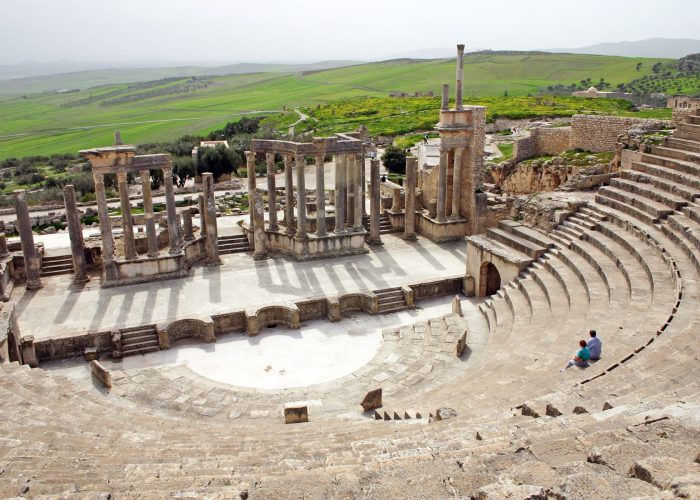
45, 297, 466, 390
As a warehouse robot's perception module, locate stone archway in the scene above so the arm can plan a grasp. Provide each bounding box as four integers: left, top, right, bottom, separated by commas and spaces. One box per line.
478, 262, 501, 297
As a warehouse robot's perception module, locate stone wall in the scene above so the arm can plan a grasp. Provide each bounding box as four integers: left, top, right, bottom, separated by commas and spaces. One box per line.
512, 127, 571, 163
570, 115, 669, 153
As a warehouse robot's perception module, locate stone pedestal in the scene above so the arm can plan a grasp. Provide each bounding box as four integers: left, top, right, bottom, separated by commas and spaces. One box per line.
198, 195, 207, 237
368, 159, 382, 246
403, 157, 417, 241
13, 190, 43, 290
63, 185, 89, 285
202, 173, 221, 266
428, 199, 438, 219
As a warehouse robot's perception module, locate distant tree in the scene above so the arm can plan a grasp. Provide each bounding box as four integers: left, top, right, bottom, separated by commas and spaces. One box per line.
652, 62, 662, 74
197, 145, 243, 181
636, 62, 642, 71
503, 90, 509, 97
172, 156, 195, 183
381, 146, 406, 175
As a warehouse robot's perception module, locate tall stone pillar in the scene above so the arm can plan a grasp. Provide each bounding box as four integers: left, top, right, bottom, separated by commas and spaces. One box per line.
353, 153, 363, 232
266, 153, 278, 231
63, 184, 89, 284
140, 170, 159, 257
346, 153, 354, 227
391, 187, 401, 213
403, 157, 417, 241
361, 151, 367, 216
441, 83, 450, 111
202, 172, 221, 265
335, 154, 346, 234
245, 151, 256, 228
117, 171, 136, 260
368, 159, 382, 246
93, 172, 115, 266
451, 148, 464, 220
182, 210, 194, 241
295, 156, 307, 240
455, 44, 465, 111
198, 195, 207, 237
284, 155, 295, 236
163, 166, 182, 254
315, 154, 326, 237
437, 148, 448, 222
252, 189, 268, 260
13, 190, 42, 290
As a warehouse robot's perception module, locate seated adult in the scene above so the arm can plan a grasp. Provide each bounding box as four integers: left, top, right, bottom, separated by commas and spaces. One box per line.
587, 330, 602, 360
562, 340, 591, 370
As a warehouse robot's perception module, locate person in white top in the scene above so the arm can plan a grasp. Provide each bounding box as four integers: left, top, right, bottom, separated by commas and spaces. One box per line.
587, 330, 602, 360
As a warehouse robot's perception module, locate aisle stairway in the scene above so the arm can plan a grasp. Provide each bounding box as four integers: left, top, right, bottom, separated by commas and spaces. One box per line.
218, 234, 251, 255
119, 324, 159, 357
40, 254, 74, 277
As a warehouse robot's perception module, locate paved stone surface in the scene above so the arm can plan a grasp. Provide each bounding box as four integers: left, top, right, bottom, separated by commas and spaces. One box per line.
13, 234, 466, 339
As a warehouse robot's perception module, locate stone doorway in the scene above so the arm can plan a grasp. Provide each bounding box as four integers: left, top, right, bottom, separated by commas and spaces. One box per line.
478, 262, 501, 297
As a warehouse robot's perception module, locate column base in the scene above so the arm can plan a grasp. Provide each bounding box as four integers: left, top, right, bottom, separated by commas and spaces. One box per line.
402, 233, 418, 241
367, 237, 383, 246
25, 278, 44, 291
72, 274, 90, 286
253, 251, 269, 261
184, 235, 195, 242
316, 231, 327, 238
168, 248, 183, 256
269, 224, 279, 232
147, 251, 160, 258
294, 233, 308, 242
206, 257, 223, 266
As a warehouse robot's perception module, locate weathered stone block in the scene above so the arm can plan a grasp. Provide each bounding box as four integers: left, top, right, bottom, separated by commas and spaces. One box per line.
91, 360, 112, 388
454, 330, 467, 357
451, 295, 462, 316
284, 404, 308, 424
361, 388, 382, 412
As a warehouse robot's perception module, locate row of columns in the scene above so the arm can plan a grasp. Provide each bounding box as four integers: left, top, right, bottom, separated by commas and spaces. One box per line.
436, 147, 466, 221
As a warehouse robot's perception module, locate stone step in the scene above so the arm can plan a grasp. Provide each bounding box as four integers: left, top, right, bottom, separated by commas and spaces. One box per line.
650, 145, 700, 163
486, 227, 547, 259
498, 220, 556, 248
639, 152, 700, 177
664, 136, 700, 153
688, 114, 700, 125
682, 204, 700, 225
609, 177, 688, 210
598, 186, 674, 220
121, 344, 160, 357
566, 216, 596, 231
676, 122, 700, 140
42, 255, 73, 263
631, 161, 700, 190
594, 192, 658, 225
556, 223, 584, 240
579, 206, 608, 221
620, 169, 700, 202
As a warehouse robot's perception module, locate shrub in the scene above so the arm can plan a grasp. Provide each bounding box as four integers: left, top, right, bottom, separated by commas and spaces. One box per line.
381, 146, 406, 174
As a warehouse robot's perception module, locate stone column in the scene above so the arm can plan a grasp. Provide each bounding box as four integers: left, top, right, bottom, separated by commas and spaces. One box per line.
335, 154, 346, 234
198, 195, 207, 237
0, 234, 8, 257
245, 151, 256, 228
63, 184, 89, 284
284, 155, 295, 236
117, 171, 136, 260
315, 154, 326, 237
346, 153, 354, 227
252, 189, 268, 260
266, 153, 278, 231
368, 159, 382, 246
403, 157, 417, 241
182, 210, 194, 241
437, 148, 448, 222
163, 166, 181, 254
353, 153, 363, 232
13, 190, 42, 290
202, 172, 221, 265
391, 187, 401, 213
441, 83, 450, 111
140, 170, 159, 257
93, 172, 115, 266
361, 151, 367, 216
455, 44, 465, 111
451, 148, 464, 220
295, 156, 307, 240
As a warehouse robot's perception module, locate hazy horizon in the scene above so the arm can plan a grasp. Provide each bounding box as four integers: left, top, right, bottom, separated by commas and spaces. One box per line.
2, 0, 699, 66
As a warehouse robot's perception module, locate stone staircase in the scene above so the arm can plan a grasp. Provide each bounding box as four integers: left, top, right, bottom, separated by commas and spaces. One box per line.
218, 234, 251, 255
362, 213, 398, 234
119, 324, 159, 357
374, 286, 408, 313
40, 254, 74, 277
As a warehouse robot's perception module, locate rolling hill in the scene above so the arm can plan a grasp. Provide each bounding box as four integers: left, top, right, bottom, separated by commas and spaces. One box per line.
0, 52, 678, 159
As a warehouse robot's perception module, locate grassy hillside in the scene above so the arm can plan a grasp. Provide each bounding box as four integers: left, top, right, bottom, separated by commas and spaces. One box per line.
0, 53, 677, 160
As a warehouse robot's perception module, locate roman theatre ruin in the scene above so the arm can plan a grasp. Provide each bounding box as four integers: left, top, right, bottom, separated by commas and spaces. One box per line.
0, 45, 698, 498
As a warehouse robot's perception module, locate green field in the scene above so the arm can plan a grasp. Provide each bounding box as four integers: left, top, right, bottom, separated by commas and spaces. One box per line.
0, 52, 679, 160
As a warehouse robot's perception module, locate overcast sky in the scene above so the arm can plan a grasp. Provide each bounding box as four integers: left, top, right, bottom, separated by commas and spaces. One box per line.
2, 0, 699, 65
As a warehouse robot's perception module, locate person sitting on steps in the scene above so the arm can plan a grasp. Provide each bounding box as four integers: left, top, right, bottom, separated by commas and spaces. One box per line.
587, 330, 602, 361
561, 340, 591, 371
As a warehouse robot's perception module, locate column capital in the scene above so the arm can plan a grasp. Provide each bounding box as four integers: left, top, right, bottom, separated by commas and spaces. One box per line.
245, 151, 256, 161
162, 165, 172, 175
116, 170, 128, 182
